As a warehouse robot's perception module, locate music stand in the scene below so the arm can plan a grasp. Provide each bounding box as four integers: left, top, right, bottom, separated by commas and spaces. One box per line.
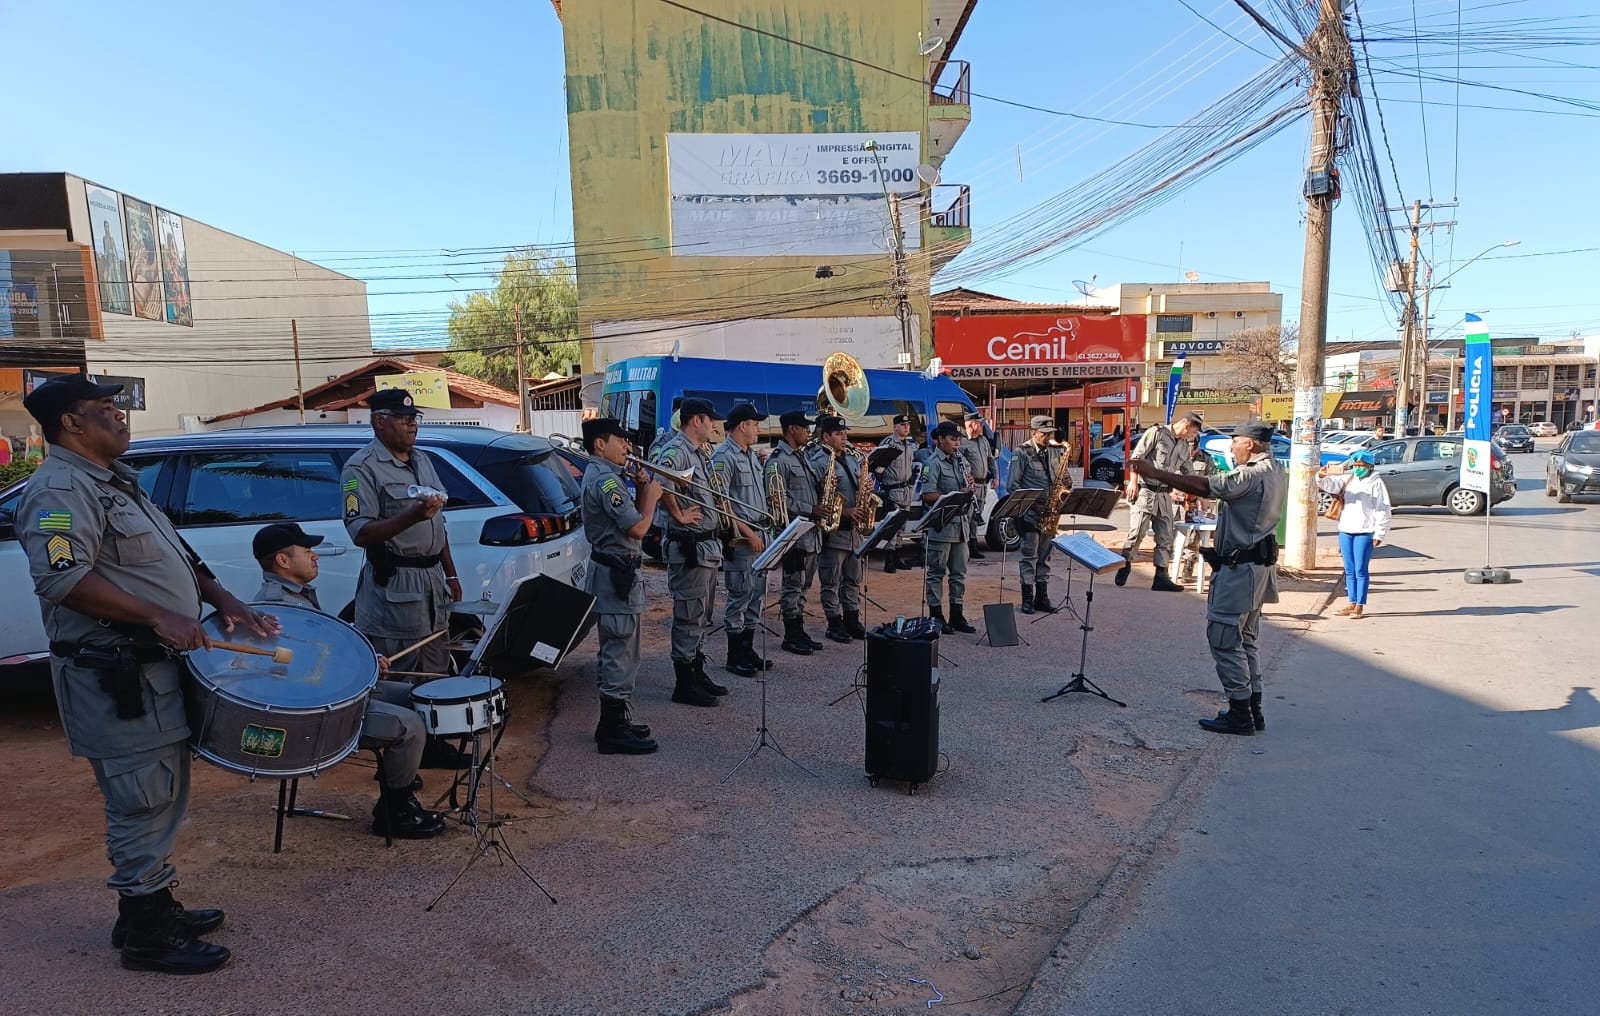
1033, 483, 1121, 619
980, 487, 1042, 648
724, 519, 818, 784
1040, 532, 1127, 708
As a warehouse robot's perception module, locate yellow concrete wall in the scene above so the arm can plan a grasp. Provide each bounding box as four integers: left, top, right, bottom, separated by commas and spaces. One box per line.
561, 0, 934, 371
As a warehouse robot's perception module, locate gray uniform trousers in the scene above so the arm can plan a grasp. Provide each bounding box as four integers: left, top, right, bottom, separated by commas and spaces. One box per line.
1123, 489, 1177, 568
924, 539, 968, 610
88, 738, 190, 896
817, 544, 862, 617
362, 681, 427, 790
596, 613, 642, 700
1207, 608, 1264, 698
1018, 528, 1053, 587
722, 545, 767, 634
779, 552, 819, 620
367, 633, 453, 683
668, 561, 719, 661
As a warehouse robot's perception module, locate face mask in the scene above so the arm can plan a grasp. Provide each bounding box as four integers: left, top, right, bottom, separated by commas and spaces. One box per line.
1351, 464, 1372, 478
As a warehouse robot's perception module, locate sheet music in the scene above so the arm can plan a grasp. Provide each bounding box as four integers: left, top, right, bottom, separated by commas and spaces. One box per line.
1051, 532, 1126, 573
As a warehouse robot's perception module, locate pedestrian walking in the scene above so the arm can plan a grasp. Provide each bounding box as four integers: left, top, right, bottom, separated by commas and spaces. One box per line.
1318, 449, 1392, 619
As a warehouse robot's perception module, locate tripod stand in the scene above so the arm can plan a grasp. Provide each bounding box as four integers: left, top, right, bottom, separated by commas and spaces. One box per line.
426, 717, 557, 910
721, 679, 818, 784
1040, 546, 1127, 708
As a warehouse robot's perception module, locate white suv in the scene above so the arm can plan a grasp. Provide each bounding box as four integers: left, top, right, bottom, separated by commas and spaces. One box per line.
0, 425, 589, 666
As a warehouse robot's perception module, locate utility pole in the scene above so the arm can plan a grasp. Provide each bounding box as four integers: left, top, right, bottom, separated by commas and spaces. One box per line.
1284, 0, 1352, 572
1417, 264, 1433, 428
291, 318, 306, 424
887, 193, 916, 370
514, 305, 531, 433
1393, 200, 1422, 436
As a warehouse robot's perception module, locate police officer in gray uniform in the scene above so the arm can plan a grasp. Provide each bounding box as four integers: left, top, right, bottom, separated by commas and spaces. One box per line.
875, 414, 919, 572
341, 388, 461, 681
958, 411, 995, 560
810, 415, 873, 643
918, 421, 978, 634
711, 402, 773, 677
1007, 416, 1064, 615
580, 418, 662, 754
1116, 411, 1204, 592
653, 397, 726, 706
251, 523, 444, 837
766, 410, 827, 655
19, 373, 276, 975
1130, 422, 1286, 735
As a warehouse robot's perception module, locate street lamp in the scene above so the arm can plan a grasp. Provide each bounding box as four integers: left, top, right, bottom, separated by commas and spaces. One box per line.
1416, 240, 1520, 431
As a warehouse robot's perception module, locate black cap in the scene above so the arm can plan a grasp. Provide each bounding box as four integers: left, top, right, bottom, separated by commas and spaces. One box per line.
1029, 415, 1058, 432
1238, 422, 1275, 443
581, 417, 629, 448
727, 403, 766, 426
963, 410, 983, 422
892, 414, 911, 425
779, 410, 814, 429
677, 397, 723, 422
818, 415, 849, 434
253, 522, 324, 561
369, 388, 422, 416
1180, 411, 1205, 426
931, 421, 960, 440
23, 372, 124, 427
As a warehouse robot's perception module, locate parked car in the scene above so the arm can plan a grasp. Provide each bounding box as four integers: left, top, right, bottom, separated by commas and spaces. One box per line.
1324, 436, 1515, 516
1545, 429, 1600, 502
1495, 423, 1536, 454
1529, 421, 1559, 438
0, 425, 589, 667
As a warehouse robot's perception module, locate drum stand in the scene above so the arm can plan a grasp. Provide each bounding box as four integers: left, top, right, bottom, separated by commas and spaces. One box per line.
426, 723, 556, 911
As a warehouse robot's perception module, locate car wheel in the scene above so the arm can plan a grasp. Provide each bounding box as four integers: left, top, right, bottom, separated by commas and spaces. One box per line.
1090, 463, 1119, 483
1545, 478, 1556, 497
1445, 486, 1485, 516
1556, 486, 1572, 505
985, 510, 1021, 553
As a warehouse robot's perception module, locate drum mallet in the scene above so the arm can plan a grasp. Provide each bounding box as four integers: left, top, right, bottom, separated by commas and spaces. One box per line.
209, 641, 294, 665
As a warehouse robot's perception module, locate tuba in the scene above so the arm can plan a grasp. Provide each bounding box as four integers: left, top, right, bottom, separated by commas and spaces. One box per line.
818, 352, 870, 420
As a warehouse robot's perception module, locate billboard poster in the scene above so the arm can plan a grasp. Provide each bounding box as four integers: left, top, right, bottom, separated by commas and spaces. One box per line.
935, 314, 1148, 381
375, 371, 451, 410
156, 208, 193, 326
85, 185, 132, 314
123, 197, 163, 320
1460, 313, 1492, 494
667, 132, 922, 257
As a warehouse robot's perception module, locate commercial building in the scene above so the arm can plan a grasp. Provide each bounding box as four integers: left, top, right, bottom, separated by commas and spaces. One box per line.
552, 0, 978, 404
0, 173, 373, 439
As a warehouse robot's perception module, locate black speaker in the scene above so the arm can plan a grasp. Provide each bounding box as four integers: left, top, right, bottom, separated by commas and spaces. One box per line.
864, 631, 939, 788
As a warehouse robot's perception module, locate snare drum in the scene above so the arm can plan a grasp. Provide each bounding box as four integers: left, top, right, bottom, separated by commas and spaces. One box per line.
184, 604, 378, 778
411, 676, 507, 737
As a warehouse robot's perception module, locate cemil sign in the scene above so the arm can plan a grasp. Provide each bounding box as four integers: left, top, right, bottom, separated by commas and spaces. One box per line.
935, 314, 1147, 381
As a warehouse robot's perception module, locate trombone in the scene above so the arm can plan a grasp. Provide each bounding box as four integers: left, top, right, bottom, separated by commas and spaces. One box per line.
548, 434, 777, 530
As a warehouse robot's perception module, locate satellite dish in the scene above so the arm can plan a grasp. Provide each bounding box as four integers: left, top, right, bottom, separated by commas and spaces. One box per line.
917, 164, 941, 186
919, 34, 945, 56
1184, 271, 1200, 282
1071, 276, 1097, 297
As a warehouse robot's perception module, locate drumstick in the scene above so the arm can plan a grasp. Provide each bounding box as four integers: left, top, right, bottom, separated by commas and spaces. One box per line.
210, 640, 294, 665
384, 670, 449, 678
382, 629, 448, 667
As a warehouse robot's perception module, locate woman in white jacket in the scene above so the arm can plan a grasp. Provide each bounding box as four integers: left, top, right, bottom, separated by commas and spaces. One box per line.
1317, 448, 1392, 619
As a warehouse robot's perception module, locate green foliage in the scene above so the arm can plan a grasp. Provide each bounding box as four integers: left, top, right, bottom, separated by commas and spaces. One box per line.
0, 460, 41, 487
441, 249, 581, 392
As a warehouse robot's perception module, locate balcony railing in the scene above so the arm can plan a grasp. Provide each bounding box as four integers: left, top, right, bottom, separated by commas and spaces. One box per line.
928, 185, 971, 229
930, 60, 971, 106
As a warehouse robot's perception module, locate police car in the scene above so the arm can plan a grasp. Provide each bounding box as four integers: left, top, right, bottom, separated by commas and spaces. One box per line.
0, 425, 589, 667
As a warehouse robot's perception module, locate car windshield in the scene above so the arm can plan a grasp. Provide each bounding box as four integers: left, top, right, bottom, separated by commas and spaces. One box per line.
1501, 426, 1529, 435
1568, 432, 1600, 453
471, 444, 582, 516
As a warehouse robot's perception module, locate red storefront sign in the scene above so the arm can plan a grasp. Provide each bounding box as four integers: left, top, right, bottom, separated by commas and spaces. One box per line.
936, 314, 1147, 381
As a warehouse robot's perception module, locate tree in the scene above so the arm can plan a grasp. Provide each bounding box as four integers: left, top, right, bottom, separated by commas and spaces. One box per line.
440, 249, 580, 392
1219, 324, 1299, 394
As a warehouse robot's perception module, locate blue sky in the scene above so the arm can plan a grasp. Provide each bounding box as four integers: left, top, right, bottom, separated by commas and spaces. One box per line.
10, 0, 1597, 349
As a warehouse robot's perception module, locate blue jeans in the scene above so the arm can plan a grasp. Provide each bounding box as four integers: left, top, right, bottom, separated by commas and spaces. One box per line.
1339, 531, 1375, 605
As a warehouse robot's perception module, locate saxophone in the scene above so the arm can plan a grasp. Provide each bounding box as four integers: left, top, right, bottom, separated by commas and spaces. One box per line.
766, 464, 790, 529
1044, 442, 1075, 523
816, 446, 843, 532
856, 447, 881, 532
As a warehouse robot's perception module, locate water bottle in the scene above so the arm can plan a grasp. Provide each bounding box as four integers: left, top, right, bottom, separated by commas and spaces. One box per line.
407, 484, 447, 500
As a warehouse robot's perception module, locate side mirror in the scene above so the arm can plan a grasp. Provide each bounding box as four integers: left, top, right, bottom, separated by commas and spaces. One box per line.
0, 509, 12, 542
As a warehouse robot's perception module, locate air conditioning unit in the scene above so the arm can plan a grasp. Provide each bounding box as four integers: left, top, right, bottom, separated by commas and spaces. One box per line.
1206, 311, 1217, 319
1234, 310, 1246, 319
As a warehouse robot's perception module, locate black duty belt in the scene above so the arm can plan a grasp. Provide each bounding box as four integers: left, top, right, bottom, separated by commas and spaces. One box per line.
49, 640, 172, 720
50, 640, 171, 664
370, 549, 442, 587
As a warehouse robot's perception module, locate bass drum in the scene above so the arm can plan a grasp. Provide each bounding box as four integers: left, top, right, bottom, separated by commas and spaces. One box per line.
184, 603, 378, 778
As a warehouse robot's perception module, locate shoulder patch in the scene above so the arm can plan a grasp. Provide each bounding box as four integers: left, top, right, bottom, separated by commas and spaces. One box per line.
342, 477, 359, 493
600, 476, 621, 492
608, 489, 627, 510
46, 534, 75, 571
660, 447, 682, 467
37, 510, 72, 533
344, 493, 359, 518
712, 460, 727, 474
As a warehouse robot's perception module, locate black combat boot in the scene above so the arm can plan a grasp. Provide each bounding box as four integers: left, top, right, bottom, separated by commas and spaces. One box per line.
1216, 692, 1266, 732
947, 605, 977, 634
1114, 560, 1132, 586
118, 890, 232, 974
671, 658, 718, 707
1151, 567, 1184, 592
1033, 583, 1060, 614
1019, 585, 1036, 615
929, 607, 954, 635
1198, 697, 1256, 735
843, 611, 867, 640
371, 787, 448, 839
111, 884, 223, 949
739, 629, 774, 671
724, 632, 757, 677
595, 696, 660, 754
801, 622, 826, 650
780, 616, 814, 656
884, 549, 899, 573
694, 652, 729, 695
825, 615, 853, 644
968, 538, 987, 560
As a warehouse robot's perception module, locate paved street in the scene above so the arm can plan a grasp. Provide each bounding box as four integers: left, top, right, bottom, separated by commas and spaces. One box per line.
1029, 451, 1600, 1015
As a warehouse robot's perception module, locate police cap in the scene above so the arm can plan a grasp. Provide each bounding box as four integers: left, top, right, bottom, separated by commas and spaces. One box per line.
581, 417, 629, 449
1238, 422, 1275, 444
677, 397, 723, 422
778, 410, 814, 430
23, 372, 124, 428
930, 421, 961, 440
726, 403, 766, 426
369, 388, 422, 416
253, 522, 325, 562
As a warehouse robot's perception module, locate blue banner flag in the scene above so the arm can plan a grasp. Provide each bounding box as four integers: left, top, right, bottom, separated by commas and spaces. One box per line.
1163, 356, 1186, 425
1460, 314, 1492, 494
